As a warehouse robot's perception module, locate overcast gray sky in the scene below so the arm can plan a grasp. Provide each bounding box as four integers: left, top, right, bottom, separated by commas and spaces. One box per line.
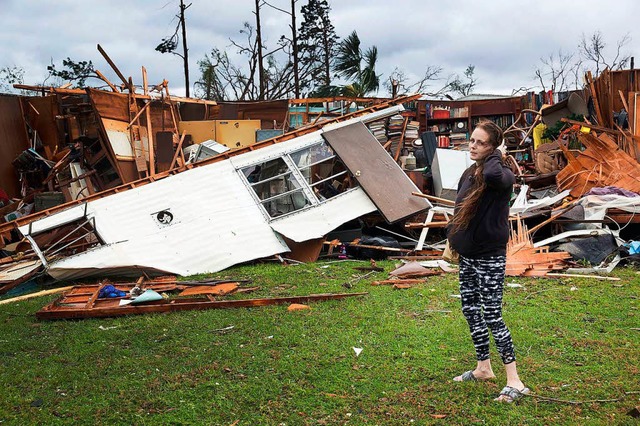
1, 0, 638, 97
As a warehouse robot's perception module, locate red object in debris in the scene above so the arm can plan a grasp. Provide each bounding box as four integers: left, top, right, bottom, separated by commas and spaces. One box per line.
432, 109, 450, 119
0, 188, 9, 206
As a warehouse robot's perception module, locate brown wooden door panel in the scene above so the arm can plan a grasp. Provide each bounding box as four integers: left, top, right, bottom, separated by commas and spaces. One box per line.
322, 121, 430, 223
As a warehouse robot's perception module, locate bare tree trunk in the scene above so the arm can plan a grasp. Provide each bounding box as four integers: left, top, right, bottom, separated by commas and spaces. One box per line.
255, 0, 265, 100
291, 0, 299, 98
180, 0, 190, 97
322, 29, 331, 86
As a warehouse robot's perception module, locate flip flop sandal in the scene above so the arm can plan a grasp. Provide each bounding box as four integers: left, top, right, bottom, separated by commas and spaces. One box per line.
496, 386, 530, 403
457, 370, 477, 381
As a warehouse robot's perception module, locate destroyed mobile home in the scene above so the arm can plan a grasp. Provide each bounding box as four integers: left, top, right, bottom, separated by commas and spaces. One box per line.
0, 90, 429, 287
2, 51, 640, 311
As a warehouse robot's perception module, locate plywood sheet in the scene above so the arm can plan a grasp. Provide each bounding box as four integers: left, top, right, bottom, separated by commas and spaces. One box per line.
0, 95, 30, 198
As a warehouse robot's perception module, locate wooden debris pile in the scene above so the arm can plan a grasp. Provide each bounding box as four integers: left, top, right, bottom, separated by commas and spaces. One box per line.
36, 275, 366, 320
506, 217, 572, 277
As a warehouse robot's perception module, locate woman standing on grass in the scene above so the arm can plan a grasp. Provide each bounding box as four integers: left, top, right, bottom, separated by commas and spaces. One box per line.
446, 120, 529, 403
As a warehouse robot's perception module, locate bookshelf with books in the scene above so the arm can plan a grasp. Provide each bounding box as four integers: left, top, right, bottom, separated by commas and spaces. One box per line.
419, 97, 522, 149
470, 114, 515, 129
424, 102, 469, 148
468, 98, 520, 132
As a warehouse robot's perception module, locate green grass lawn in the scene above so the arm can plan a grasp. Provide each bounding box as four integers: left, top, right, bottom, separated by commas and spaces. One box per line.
0, 260, 638, 425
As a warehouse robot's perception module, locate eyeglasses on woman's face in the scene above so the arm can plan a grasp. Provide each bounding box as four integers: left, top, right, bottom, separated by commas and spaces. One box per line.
468, 139, 489, 148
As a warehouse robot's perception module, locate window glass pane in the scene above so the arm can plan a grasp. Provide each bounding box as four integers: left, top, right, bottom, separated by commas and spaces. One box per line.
242, 157, 288, 183
261, 190, 311, 218
251, 171, 301, 201
291, 142, 334, 168
241, 158, 311, 217
292, 146, 354, 201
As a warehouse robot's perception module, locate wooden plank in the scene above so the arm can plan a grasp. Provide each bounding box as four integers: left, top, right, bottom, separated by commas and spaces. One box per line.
145, 103, 156, 176
545, 273, 620, 281
178, 283, 239, 296
0, 286, 74, 306
371, 279, 428, 285
587, 71, 604, 126
393, 116, 409, 161
126, 101, 151, 129
411, 191, 454, 206
170, 131, 187, 170
97, 44, 129, 87
95, 69, 118, 92
142, 66, 148, 95
322, 121, 430, 223
36, 292, 368, 320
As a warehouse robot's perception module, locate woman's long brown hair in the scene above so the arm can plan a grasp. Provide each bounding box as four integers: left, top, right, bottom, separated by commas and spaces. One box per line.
448, 120, 503, 236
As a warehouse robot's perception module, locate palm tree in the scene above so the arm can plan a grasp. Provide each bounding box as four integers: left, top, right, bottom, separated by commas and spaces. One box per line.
313, 30, 380, 97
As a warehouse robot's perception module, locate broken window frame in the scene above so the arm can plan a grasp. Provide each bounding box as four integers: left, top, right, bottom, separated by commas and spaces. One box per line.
22, 204, 105, 267
41, 216, 102, 258
239, 141, 357, 220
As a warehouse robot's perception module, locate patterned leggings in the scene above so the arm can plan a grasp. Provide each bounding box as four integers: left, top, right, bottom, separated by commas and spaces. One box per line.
459, 255, 516, 364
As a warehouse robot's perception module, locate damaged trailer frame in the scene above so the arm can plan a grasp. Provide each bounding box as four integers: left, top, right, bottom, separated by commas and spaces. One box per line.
10, 101, 430, 281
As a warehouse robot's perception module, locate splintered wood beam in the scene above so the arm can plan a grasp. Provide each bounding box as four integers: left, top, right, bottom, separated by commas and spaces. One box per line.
587, 71, 604, 126
142, 66, 148, 95
95, 69, 119, 92
168, 100, 179, 133
411, 191, 456, 206
393, 116, 409, 161
127, 101, 151, 129
311, 111, 324, 125
170, 130, 187, 170
404, 221, 448, 229
163, 79, 170, 98
145, 101, 156, 176
97, 44, 129, 87
27, 102, 40, 115
619, 90, 630, 113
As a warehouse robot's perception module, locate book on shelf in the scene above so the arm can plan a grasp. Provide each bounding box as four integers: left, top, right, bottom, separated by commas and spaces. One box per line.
471, 114, 514, 129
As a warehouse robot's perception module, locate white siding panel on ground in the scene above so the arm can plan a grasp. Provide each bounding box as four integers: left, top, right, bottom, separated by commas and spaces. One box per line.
34, 161, 289, 280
